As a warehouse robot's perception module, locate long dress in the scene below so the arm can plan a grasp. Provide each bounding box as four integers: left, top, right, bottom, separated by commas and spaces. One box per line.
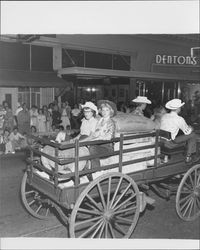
3, 108, 14, 132
17, 110, 31, 135
37, 114, 46, 133
61, 108, 71, 129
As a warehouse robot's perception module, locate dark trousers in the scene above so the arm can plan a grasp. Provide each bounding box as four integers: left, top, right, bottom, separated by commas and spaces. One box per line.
173, 132, 198, 156
89, 144, 114, 168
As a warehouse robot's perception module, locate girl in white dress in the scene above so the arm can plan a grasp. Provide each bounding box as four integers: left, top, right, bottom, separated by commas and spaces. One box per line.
61, 102, 71, 129
37, 109, 46, 133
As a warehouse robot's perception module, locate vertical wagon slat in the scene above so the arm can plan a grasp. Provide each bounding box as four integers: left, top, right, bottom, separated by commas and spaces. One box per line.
74, 139, 80, 200
118, 133, 124, 173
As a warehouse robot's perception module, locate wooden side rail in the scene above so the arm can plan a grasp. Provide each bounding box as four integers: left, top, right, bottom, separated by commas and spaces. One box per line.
28, 130, 160, 188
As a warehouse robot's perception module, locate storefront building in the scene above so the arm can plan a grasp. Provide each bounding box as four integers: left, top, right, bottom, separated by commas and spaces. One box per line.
0, 34, 199, 110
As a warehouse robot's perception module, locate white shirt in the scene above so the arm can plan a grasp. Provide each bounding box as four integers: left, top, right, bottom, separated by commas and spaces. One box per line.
9, 132, 24, 141
160, 111, 192, 140
80, 117, 98, 136
15, 107, 23, 116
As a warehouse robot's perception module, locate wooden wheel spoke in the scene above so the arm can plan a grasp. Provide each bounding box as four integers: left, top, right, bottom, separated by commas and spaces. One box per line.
194, 169, 197, 186
179, 193, 193, 204
112, 183, 132, 209
180, 196, 192, 211
105, 221, 108, 238
78, 218, 103, 238
98, 221, 105, 238
45, 208, 50, 217
188, 175, 194, 188
28, 199, 36, 206
115, 215, 133, 225
182, 199, 193, 217
75, 215, 102, 227
183, 181, 193, 191
197, 174, 200, 186
25, 190, 35, 195
114, 194, 136, 211
85, 194, 102, 212
78, 207, 101, 216
109, 177, 123, 208
91, 220, 104, 238
187, 198, 194, 218
113, 206, 137, 216
35, 204, 42, 214
108, 222, 116, 238
113, 221, 126, 236
107, 177, 111, 209
97, 183, 106, 209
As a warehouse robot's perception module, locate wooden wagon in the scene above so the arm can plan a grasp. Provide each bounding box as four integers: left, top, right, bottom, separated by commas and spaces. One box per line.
20, 130, 200, 238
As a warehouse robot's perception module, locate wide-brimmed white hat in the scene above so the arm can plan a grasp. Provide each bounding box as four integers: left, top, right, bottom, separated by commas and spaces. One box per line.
132, 96, 151, 104
165, 99, 185, 110
81, 101, 98, 114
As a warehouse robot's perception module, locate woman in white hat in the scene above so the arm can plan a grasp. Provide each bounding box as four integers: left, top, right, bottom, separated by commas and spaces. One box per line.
160, 98, 200, 163
75, 101, 98, 140
132, 96, 152, 117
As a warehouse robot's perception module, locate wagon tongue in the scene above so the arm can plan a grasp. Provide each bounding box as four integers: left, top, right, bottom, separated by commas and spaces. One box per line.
139, 192, 155, 213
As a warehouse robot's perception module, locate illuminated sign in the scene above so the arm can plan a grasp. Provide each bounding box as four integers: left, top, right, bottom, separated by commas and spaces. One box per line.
155, 55, 197, 65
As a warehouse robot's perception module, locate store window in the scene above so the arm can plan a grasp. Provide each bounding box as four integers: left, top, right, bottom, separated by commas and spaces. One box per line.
18, 87, 40, 109
113, 54, 130, 71
85, 52, 112, 69
61, 48, 130, 70
62, 49, 84, 67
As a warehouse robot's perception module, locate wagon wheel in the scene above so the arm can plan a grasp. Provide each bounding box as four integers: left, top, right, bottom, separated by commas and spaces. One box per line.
176, 164, 200, 221
69, 172, 140, 238
21, 172, 54, 220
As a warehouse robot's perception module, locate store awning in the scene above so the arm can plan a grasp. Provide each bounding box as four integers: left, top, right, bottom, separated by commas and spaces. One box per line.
58, 67, 200, 82
0, 69, 73, 88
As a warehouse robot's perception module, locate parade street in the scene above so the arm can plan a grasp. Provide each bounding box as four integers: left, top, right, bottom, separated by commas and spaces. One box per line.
0, 152, 199, 239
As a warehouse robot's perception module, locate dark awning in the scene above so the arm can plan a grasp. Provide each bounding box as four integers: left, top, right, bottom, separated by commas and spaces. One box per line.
58, 67, 200, 82
0, 69, 73, 88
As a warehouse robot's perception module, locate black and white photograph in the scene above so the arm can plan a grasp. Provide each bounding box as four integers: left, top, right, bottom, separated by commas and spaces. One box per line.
0, 1, 199, 249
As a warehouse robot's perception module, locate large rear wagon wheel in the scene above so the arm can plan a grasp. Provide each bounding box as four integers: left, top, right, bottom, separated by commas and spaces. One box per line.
176, 164, 200, 221
69, 172, 140, 238
21, 172, 54, 220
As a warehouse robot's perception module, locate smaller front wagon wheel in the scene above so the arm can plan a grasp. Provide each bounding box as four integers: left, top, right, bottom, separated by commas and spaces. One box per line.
21, 172, 54, 220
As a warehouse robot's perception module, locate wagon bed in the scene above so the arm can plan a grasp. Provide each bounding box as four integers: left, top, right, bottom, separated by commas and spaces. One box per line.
21, 130, 200, 238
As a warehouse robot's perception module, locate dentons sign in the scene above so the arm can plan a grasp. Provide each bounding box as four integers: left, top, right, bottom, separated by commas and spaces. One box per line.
155, 55, 197, 65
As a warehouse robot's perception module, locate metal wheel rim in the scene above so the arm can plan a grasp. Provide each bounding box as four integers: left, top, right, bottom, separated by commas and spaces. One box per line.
69, 172, 140, 238
176, 164, 200, 221
21, 172, 53, 220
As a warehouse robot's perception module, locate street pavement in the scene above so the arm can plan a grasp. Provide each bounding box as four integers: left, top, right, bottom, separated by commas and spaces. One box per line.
0, 152, 199, 239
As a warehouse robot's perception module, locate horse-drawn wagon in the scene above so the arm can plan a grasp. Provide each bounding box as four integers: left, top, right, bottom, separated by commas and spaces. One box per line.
21, 129, 200, 238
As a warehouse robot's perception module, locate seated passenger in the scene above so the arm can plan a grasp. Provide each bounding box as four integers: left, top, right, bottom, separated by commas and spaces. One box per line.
131, 96, 152, 117
75, 101, 98, 141
160, 99, 200, 163
81, 100, 117, 168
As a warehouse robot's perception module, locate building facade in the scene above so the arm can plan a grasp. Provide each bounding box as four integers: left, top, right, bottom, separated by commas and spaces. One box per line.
0, 34, 199, 111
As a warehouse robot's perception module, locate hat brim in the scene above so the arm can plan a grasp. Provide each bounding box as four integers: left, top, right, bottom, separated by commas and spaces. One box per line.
132, 98, 151, 104
97, 100, 117, 116
165, 102, 185, 110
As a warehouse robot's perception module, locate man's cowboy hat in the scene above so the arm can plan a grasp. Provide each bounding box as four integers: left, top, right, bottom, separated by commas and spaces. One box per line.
132, 96, 151, 104
165, 99, 185, 110
81, 101, 98, 114
97, 100, 117, 116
